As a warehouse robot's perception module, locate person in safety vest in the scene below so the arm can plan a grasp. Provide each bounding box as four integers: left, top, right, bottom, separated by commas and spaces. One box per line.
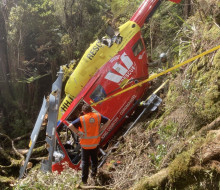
68, 104, 110, 184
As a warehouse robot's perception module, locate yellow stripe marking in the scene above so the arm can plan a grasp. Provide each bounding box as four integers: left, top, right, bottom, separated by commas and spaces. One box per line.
91, 45, 220, 106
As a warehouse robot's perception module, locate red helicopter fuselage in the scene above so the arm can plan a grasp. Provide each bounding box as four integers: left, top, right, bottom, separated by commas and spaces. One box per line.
52, 0, 181, 172
53, 31, 148, 172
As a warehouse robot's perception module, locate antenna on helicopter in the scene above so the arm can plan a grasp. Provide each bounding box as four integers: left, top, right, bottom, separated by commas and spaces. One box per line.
105, 25, 115, 38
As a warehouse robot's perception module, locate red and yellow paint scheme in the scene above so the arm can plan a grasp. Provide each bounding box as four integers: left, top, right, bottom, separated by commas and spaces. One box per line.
53, 0, 182, 172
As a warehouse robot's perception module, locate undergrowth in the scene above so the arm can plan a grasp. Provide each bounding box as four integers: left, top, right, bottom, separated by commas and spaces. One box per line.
15, 164, 80, 190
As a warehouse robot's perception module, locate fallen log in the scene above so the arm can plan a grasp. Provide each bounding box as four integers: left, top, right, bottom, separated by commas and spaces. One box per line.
0, 132, 47, 187
76, 183, 110, 190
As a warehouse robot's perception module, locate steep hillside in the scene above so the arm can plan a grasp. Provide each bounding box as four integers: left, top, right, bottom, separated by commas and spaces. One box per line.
101, 1, 220, 189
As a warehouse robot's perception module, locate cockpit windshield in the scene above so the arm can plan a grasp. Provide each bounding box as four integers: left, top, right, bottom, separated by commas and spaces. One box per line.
90, 85, 107, 103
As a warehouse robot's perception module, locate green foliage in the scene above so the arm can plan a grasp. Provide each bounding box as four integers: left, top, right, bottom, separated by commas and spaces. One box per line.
166, 82, 181, 109
106, 0, 141, 24
148, 121, 177, 169
133, 1, 220, 189
61, 60, 77, 82
17, 73, 50, 83
8, 6, 25, 42
8, 0, 62, 69
158, 121, 177, 141
15, 166, 80, 190
8, 0, 58, 43
7, 109, 31, 138
142, 1, 184, 59
51, 0, 107, 59
147, 108, 173, 131
164, 19, 220, 124
147, 118, 162, 130
148, 144, 167, 169
3, 0, 63, 140
183, 23, 220, 122
168, 150, 192, 184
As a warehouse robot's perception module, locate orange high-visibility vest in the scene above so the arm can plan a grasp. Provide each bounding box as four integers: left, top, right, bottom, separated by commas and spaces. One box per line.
79, 112, 101, 149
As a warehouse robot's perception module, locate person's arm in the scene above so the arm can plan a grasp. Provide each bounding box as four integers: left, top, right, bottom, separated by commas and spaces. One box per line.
100, 119, 111, 134
100, 115, 111, 134
148, 60, 159, 67
67, 119, 84, 137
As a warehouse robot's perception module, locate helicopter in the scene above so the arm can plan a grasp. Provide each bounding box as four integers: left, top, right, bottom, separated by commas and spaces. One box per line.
57, 0, 181, 120
51, 0, 182, 173
19, 0, 182, 178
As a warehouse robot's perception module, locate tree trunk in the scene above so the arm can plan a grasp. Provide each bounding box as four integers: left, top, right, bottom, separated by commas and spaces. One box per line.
183, 0, 192, 19
0, 4, 9, 83
0, 3, 15, 134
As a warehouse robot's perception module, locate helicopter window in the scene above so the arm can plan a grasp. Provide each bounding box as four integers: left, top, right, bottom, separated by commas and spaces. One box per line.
132, 39, 144, 56
90, 85, 107, 103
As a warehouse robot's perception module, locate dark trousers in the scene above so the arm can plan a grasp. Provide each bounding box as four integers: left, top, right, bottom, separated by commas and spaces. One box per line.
81, 147, 98, 183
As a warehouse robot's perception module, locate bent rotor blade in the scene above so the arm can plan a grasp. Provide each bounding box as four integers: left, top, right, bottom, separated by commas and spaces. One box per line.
41, 68, 63, 172
19, 97, 49, 179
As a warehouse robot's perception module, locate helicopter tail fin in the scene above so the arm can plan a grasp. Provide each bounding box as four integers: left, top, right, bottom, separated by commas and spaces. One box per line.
131, 0, 182, 28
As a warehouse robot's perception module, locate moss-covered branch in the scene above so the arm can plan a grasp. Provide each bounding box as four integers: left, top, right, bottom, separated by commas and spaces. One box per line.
161, 116, 220, 167
131, 129, 220, 190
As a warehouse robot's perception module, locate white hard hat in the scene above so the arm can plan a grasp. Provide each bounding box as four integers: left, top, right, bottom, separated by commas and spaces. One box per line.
160, 53, 167, 58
